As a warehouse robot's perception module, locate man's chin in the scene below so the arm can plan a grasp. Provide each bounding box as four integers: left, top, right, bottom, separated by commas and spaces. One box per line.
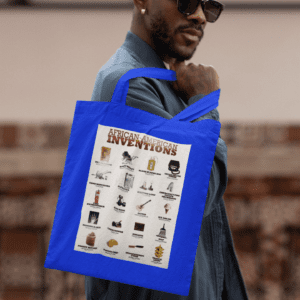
172, 44, 198, 62
173, 56, 186, 62
173, 51, 195, 62
163, 56, 184, 64
160, 42, 197, 63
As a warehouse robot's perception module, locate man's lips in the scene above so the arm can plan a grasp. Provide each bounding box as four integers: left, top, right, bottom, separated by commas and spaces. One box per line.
181, 28, 202, 37
180, 28, 202, 43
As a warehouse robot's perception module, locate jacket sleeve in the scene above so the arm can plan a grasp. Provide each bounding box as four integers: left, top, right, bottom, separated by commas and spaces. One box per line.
126, 76, 175, 120
91, 65, 174, 120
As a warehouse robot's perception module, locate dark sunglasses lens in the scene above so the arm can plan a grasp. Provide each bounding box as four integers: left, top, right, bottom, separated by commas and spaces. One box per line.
204, 1, 222, 22
178, 0, 222, 22
178, 0, 200, 15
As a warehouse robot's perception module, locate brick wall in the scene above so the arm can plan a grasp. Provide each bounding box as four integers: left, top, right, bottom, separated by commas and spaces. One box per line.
0, 122, 299, 300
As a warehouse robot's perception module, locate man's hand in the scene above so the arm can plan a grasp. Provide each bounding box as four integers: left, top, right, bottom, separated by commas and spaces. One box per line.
168, 58, 220, 102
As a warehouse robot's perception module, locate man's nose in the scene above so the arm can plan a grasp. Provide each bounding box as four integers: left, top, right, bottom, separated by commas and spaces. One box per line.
186, 4, 207, 26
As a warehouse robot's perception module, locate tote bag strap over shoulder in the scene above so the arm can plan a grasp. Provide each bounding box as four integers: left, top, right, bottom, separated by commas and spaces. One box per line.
171, 88, 220, 122
111, 67, 220, 122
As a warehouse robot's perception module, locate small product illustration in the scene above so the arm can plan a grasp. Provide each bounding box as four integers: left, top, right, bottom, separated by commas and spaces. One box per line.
156, 224, 167, 239
136, 200, 151, 212
166, 182, 174, 192
107, 239, 118, 248
147, 157, 158, 171
140, 181, 154, 191
124, 173, 134, 189
116, 195, 126, 207
95, 170, 111, 180
148, 182, 154, 191
86, 232, 96, 246
164, 203, 171, 214
155, 245, 164, 258
168, 160, 180, 175
134, 222, 145, 232
112, 220, 122, 228
100, 147, 111, 162
140, 181, 147, 190
94, 190, 100, 204
88, 211, 99, 224
129, 245, 144, 248
122, 151, 138, 164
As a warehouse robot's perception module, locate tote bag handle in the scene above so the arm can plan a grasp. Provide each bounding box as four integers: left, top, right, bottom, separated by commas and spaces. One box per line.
110, 68, 220, 122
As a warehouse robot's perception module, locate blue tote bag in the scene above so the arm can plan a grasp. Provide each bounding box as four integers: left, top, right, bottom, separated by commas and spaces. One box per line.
44, 68, 221, 296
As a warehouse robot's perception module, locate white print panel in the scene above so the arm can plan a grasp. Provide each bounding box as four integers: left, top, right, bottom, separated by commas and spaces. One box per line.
74, 124, 191, 269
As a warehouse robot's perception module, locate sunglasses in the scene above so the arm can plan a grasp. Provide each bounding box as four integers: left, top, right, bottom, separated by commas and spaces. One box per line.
177, 0, 224, 22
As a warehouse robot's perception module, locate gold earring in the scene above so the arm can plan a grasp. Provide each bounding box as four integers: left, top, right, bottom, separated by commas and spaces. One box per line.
141, 8, 146, 14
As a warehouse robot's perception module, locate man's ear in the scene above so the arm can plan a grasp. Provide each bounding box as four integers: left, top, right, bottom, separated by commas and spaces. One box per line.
132, 0, 147, 12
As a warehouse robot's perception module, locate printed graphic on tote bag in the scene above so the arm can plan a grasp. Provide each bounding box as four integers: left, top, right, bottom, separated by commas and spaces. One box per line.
74, 124, 191, 269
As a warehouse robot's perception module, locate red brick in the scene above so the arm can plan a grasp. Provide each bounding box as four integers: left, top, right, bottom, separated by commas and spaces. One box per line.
1, 229, 38, 254
232, 226, 260, 254
286, 226, 300, 255
264, 177, 297, 196
0, 125, 19, 148
0, 177, 47, 196
287, 126, 300, 143
244, 178, 270, 196
225, 176, 247, 196
3, 288, 33, 300
261, 252, 284, 282
41, 124, 69, 148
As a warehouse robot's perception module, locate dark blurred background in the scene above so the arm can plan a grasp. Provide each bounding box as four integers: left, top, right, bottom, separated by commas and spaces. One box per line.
0, 1, 300, 299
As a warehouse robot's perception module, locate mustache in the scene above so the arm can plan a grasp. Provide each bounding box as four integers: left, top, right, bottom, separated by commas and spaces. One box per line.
180, 25, 203, 34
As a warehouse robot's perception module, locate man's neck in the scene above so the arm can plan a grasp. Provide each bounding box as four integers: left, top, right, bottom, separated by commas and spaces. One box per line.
129, 26, 178, 68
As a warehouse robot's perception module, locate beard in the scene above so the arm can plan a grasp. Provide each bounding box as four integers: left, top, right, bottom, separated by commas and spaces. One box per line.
149, 12, 198, 62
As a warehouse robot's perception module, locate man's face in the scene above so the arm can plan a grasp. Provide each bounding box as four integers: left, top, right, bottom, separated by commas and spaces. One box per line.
145, 0, 207, 62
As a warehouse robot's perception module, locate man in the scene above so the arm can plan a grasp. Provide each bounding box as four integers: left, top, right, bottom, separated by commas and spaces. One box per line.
86, 0, 249, 299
